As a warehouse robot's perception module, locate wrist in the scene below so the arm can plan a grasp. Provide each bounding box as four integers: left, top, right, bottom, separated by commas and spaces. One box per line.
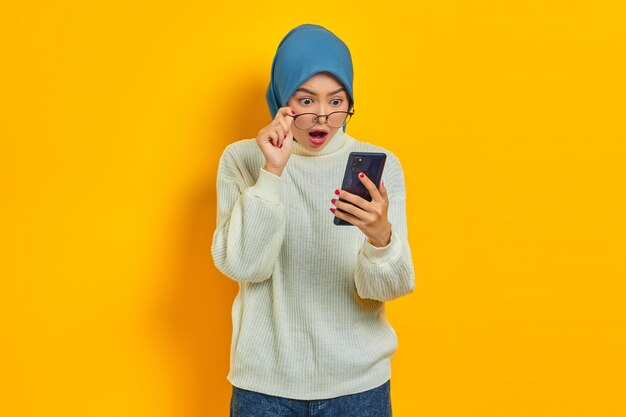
263, 163, 283, 177
369, 225, 392, 247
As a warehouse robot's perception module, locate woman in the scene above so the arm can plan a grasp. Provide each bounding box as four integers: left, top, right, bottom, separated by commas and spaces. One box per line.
211, 24, 415, 417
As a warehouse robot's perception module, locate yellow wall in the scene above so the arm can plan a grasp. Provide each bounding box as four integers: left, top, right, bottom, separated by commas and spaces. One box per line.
2, 1, 625, 416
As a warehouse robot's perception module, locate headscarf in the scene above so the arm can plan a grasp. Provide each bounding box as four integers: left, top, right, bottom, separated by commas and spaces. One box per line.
265, 24, 354, 131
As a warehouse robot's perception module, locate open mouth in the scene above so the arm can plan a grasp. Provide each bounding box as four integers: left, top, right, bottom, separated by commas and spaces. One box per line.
308, 130, 328, 145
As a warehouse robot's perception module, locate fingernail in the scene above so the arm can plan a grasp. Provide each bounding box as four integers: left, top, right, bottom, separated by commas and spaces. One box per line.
291, 110, 296, 115
331, 198, 336, 204
279, 143, 283, 148
359, 172, 365, 179
334, 189, 340, 195
330, 208, 336, 213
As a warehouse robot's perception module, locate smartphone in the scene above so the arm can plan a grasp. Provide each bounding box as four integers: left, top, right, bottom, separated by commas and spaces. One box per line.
334, 152, 387, 226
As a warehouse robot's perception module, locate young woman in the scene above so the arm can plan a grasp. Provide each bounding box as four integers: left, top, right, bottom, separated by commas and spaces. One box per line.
211, 23, 415, 417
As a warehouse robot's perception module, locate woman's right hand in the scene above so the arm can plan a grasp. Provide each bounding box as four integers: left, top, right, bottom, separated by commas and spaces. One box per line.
256, 106, 295, 176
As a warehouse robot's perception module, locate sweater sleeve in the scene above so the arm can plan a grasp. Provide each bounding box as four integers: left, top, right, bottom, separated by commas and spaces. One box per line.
353, 155, 415, 302
211, 145, 286, 283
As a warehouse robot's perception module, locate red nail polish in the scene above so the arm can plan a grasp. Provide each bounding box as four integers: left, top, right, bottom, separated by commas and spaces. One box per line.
330, 208, 336, 213
279, 143, 283, 148
291, 110, 296, 115
359, 172, 365, 179
335, 189, 340, 195
331, 198, 336, 204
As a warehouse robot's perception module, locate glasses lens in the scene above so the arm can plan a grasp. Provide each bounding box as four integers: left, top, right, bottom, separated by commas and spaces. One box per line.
294, 113, 317, 130
327, 112, 351, 128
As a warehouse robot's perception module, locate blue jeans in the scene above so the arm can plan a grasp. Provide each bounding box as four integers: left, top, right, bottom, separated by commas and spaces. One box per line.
230, 379, 392, 417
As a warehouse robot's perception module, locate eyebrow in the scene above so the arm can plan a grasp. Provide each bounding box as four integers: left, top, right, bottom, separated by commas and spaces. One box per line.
294, 87, 346, 96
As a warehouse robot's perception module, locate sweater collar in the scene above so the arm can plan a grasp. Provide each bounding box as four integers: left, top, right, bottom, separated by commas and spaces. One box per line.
290, 128, 353, 157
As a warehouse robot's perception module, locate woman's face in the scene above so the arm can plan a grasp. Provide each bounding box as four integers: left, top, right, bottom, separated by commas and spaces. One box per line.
286, 72, 350, 152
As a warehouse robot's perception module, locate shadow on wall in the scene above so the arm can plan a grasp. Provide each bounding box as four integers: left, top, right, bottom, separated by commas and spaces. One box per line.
151, 71, 271, 417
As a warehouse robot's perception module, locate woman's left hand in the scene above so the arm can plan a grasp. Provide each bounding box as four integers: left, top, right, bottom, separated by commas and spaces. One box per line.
330, 173, 392, 247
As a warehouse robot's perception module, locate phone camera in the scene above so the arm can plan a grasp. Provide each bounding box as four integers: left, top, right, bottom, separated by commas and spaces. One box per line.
352, 157, 363, 171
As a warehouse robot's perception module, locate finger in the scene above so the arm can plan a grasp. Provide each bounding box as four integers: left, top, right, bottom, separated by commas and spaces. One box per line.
277, 106, 295, 117
278, 117, 290, 136
278, 106, 296, 129
330, 206, 361, 226
332, 197, 369, 221
379, 179, 389, 202
272, 122, 286, 147
257, 127, 267, 144
335, 189, 371, 212
277, 125, 288, 147
262, 127, 273, 146
268, 128, 280, 147
276, 108, 295, 147
286, 112, 294, 128
358, 172, 383, 202
272, 126, 283, 146
282, 131, 294, 151
276, 119, 290, 147
277, 129, 290, 149
277, 107, 296, 121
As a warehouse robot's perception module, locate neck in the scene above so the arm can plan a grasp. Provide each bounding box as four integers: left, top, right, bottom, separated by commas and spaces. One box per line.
291, 128, 352, 157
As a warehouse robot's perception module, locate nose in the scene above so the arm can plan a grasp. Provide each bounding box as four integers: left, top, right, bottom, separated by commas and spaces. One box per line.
314, 106, 331, 124
315, 114, 328, 126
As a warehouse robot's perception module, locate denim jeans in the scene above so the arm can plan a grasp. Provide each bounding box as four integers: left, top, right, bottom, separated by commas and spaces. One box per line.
230, 379, 392, 417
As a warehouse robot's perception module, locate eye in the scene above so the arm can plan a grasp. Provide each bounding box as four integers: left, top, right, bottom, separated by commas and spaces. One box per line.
299, 97, 313, 105
331, 98, 343, 106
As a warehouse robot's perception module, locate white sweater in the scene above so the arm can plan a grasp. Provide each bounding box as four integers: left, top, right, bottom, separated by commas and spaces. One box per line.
211, 128, 415, 400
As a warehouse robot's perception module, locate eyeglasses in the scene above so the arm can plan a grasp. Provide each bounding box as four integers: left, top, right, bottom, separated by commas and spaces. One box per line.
287, 110, 355, 130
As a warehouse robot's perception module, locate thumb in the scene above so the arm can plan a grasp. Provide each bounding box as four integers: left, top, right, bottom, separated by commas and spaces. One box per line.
279, 107, 296, 123
283, 131, 294, 152
285, 111, 295, 128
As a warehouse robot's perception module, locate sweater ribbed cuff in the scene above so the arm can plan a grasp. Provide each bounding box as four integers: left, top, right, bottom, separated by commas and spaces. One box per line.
250, 168, 283, 203
361, 229, 401, 265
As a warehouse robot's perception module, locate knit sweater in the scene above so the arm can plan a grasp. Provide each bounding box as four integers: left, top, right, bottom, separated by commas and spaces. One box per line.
211, 127, 415, 400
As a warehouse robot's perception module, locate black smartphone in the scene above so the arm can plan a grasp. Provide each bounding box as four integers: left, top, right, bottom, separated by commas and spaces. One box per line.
334, 152, 387, 226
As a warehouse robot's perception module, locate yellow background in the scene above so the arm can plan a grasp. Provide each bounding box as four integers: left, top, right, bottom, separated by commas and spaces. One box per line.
1, 1, 625, 416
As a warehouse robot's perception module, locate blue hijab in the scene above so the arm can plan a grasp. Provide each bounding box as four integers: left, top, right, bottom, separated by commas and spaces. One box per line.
265, 24, 354, 131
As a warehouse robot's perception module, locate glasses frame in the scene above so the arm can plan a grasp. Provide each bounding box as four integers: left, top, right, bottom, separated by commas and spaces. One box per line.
287, 109, 355, 130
